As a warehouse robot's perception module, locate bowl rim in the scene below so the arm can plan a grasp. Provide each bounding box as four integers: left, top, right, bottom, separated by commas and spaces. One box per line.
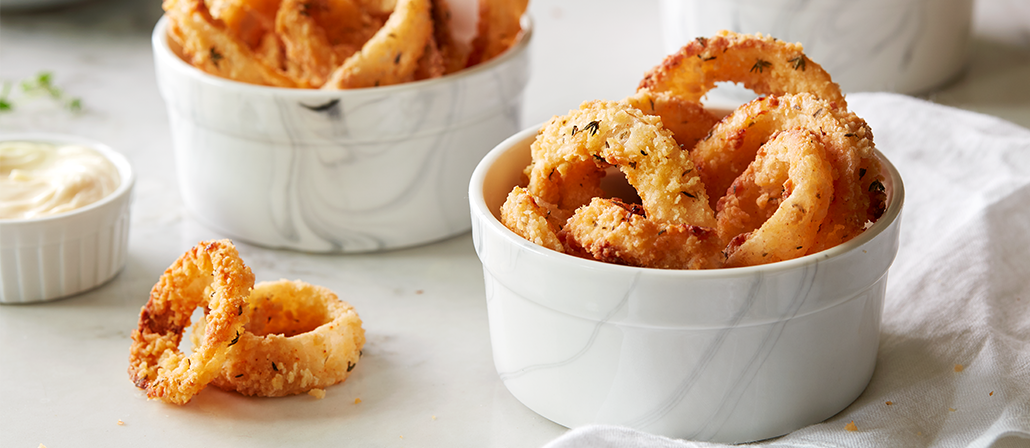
0, 132, 135, 225
151, 13, 534, 96
470, 124, 906, 278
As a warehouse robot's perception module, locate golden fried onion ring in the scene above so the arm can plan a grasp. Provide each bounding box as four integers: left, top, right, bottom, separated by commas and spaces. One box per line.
638, 30, 846, 108
501, 100, 717, 267
322, 0, 433, 89
699, 93, 883, 251
192, 280, 365, 397
719, 129, 835, 267
525, 100, 715, 228
562, 197, 725, 269
163, 0, 297, 87
128, 240, 255, 405
467, 0, 528, 65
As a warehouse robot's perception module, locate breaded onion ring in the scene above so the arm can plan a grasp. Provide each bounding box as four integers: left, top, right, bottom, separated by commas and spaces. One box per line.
275, 0, 344, 87
467, 0, 528, 65
163, 0, 297, 87
562, 197, 725, 269
128, 240, 255, 405
322, 0, 433, 89
500, 186, 565, 253
192, 280, 365, 397
719, 129, 834, 267
523, 100, 715, 228
638, 30, 845, 108
698, 93, 883, 251
625, 90, 721, 151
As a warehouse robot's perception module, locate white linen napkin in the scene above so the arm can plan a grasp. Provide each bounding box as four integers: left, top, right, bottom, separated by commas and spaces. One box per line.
541, 93, 1030, 448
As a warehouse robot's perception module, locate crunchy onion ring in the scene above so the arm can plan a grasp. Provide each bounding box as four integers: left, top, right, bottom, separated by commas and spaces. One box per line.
128, 240, 255, 405
562, 197, 725, 269
163, 0, 297, 87
625, 90, 721, 151
192, 279, 365, 397
524, 100, 715, 228
322, 0, 433, 89
699, 93, 882, 251
719, 129, 835, 267
638, 30, 845, 108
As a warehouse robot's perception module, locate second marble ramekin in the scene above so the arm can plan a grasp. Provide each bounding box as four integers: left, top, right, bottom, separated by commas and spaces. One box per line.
152, 16, 532, 252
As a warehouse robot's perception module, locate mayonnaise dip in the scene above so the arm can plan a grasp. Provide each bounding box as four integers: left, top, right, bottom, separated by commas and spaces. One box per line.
0, 141, 121, 220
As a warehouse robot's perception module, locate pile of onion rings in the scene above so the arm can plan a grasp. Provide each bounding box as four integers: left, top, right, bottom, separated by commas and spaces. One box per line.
163, 0, 529, 89
128, 240, 365, 404
500, 31, 887, 269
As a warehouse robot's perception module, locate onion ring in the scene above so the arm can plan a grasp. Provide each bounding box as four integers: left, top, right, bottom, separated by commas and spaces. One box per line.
163, 0, 297, 87
128, 239, 255, 405
718, 129, 835, 267
523, 99, 715, 228
467, 0, 528, 65
699, 93, 882, 251
499, 186, 565, 253
562, 197, 725, 269
322, 0, 433, 89
638, 30, 845, 108
624, 90, 720, 151
191, 279, 365, 397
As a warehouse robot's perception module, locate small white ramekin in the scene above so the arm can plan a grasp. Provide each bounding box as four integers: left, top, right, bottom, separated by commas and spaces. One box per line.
152, 16, 532, 253
469, 126, 904, 443
0, 133, 134, 304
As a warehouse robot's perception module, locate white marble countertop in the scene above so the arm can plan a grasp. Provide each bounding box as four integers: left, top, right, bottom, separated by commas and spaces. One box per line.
1, 0, 1028, 447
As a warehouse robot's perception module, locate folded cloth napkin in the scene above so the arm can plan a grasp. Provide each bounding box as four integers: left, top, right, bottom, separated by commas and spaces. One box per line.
541, 93, 1030, 448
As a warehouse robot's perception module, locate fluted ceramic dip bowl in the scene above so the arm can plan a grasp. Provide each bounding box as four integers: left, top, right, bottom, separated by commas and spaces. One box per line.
152, 16, 531, 252
469, 126, 904, 443
0, 133, 134, 304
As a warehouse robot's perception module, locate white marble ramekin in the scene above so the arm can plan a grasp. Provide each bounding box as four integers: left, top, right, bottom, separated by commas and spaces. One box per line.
152, 16, 532, 253
469, 126, 905, 443
658, 0, 973, 96
0, 133, 134, 304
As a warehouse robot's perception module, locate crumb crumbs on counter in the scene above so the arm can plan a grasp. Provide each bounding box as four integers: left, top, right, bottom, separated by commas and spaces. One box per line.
990, 391, 994, 396
308, 388, 326, 399
885, 401, 893, 405
950, 407, 957, 412
432, 415, 437, 420
117, 420, 125, 425
354, 397, 362, 404
954, 364, 964, 372
845, 421, 858, 432
416, 290, 424, 294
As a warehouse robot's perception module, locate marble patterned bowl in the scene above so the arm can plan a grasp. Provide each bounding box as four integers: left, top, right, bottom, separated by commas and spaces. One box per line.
151, 16, 531, 252
658, 0, 973, 96
0, 133, 134, 304
469, 126, 905, 443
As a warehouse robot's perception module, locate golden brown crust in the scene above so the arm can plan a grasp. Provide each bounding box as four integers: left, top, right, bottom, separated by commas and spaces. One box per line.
163, 0, 298, 87
719, 129, 834, 267
638, 30, 845, 108
128, 239, 255, 405
696, 93, 882, 251
192, 280, 365, 397
624, 90, 720, 151
562, 198, 725, 269
466, 0, 528, 65
322, 0, 433, 89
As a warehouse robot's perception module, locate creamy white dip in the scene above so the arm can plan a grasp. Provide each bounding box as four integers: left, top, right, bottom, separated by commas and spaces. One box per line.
0, 141, 121, 219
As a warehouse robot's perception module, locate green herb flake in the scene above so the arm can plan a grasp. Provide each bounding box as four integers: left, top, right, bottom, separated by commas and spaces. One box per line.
750, 59, 772, 73
788, 55, 806, 71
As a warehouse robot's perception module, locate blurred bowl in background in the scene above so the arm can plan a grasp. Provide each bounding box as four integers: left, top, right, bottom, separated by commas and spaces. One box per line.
0, 133, 134, 304
469, 126, 905, 443
151, 15, 532, 253
659, 0, 973, 99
